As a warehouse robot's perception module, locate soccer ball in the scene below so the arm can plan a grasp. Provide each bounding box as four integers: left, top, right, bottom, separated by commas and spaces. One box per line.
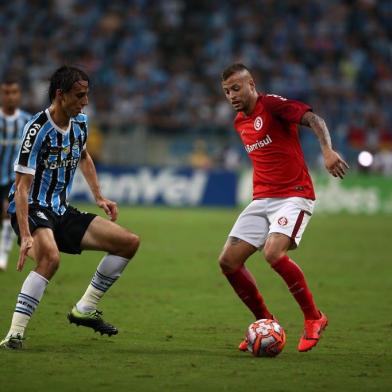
246, 319, 286, 357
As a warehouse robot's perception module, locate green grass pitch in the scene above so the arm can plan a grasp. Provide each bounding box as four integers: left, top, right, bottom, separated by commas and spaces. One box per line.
0, 205, 391, 392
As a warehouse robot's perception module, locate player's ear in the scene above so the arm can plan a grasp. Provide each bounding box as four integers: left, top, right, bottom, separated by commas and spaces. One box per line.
249, 79, 256, 93
56, 89, 63, 99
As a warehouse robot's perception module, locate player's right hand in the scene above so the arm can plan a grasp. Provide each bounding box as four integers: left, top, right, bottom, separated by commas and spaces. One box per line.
323, 149, 349, 179
17, 235, 34, 272
96, 197, 118, 222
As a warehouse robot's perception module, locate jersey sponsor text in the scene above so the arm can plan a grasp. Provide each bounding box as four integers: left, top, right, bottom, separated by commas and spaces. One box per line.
21, 124, 41, 153
245, 134, 272, 153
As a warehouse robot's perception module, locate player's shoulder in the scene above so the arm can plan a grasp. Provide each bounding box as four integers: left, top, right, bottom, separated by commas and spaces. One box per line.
22, 110, 50, 136
19, 111, 50, 154
261, 93, 289, 106
72, 113, 88, 125
261, 93, 309, 109
26, 110, 48, 128
259, 93, 297, 115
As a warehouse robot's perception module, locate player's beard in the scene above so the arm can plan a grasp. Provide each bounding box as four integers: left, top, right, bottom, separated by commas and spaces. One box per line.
239, 97, 254, 115
232, 101, 244, 112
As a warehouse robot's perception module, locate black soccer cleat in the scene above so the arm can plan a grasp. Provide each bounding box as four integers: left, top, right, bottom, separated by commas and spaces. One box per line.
67, 307, 118, 336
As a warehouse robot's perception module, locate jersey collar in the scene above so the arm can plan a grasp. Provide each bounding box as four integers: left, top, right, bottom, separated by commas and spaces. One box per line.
45, 108, 72, 135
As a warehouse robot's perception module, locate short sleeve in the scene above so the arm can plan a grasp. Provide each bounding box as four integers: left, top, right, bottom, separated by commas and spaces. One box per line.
14, 121, 46, 176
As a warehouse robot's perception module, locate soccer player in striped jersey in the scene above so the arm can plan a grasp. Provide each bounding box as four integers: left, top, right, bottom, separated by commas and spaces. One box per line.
0, 77, 31, 271
0, 66, 140, 349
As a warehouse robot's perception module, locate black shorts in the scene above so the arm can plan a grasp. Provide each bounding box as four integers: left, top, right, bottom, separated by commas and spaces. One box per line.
11, 205, 97, 254
0, 182, 12, 217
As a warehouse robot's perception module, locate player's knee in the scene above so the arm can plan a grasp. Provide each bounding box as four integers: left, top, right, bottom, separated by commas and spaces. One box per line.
39, 250, 60, 277
263, 247, 285, 265
119, 232, 140, 259
129, 233, 140, 257
218, 252, 238, 274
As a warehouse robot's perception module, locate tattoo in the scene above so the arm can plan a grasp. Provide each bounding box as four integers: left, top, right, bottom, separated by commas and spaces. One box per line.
81, 149, 87, 159
301, 111, 331, 149
229, 236, 242, 245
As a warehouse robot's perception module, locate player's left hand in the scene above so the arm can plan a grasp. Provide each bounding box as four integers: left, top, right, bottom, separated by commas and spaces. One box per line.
96, 197, 118, 221
323, 149, 349, 179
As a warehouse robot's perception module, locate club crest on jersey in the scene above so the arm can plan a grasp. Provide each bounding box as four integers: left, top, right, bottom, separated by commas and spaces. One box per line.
72, 140, 80, 151
62, 145, 71, 154
278, 217, 288, 226
254, 116, 263, 131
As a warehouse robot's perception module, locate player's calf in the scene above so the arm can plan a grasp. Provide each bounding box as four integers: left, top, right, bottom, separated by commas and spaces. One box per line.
73, 253, 135, 323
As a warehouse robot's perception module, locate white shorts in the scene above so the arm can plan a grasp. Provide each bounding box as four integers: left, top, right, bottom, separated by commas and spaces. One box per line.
228, 197, 315, 249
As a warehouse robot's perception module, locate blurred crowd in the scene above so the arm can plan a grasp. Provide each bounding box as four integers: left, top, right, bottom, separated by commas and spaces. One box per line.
1, 0, 391, 170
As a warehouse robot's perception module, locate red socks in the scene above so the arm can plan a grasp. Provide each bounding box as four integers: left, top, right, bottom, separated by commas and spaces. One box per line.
224, 266, 273, 320
271, 255, 319, 320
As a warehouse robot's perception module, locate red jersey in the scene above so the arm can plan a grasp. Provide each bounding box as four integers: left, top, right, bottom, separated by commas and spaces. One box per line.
234, 94, 315, 200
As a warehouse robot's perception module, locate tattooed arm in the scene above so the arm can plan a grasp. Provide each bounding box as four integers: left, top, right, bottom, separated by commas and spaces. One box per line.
301, 111, 349, 179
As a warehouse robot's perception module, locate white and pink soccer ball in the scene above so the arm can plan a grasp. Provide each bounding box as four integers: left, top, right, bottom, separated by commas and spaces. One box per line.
246, 319, 286, 357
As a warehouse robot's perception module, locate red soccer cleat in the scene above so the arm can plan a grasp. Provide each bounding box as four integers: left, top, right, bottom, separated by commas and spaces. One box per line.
238, 338, 248, 351
298, 312, 328, 352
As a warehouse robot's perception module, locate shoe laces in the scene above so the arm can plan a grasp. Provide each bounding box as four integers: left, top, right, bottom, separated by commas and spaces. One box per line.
304, 320, 317, 333
304, 318, 323, 338
9, 333, 25, 341
90, 309, 103, 320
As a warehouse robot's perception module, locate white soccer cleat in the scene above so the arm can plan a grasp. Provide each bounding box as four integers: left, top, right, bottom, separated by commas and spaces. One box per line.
0, 333, 24, 350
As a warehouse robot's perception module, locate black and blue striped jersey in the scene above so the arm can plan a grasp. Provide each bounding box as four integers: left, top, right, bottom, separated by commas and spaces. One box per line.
8, 109, 88, 216
0, 108, 31, 186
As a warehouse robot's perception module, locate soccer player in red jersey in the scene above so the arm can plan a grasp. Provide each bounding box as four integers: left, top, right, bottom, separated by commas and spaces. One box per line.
219, 63, 348, 352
